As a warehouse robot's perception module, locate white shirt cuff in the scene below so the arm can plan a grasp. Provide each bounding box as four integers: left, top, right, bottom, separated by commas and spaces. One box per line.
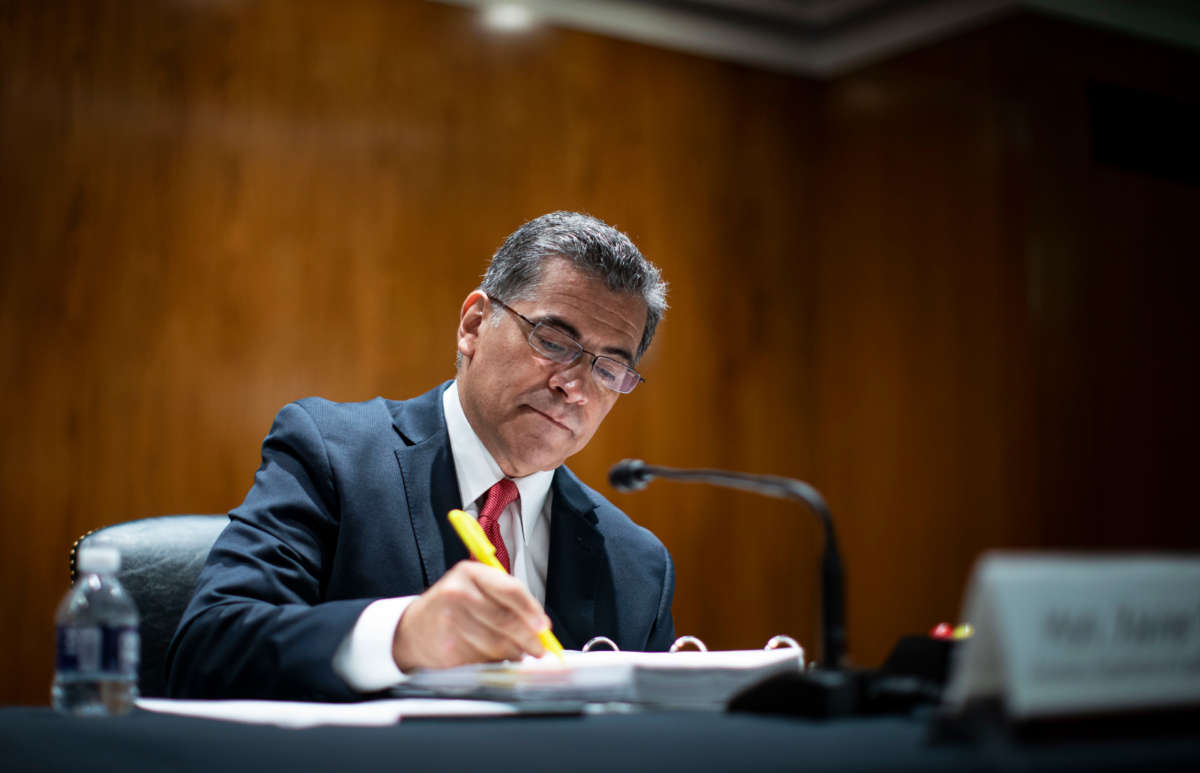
332, 596, 417, 692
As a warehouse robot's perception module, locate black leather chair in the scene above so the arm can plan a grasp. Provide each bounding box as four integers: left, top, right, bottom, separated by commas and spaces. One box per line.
70, 514, 229, 697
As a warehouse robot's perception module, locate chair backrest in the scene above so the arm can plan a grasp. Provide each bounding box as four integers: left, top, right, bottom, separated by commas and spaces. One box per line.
70, 514, 229, 698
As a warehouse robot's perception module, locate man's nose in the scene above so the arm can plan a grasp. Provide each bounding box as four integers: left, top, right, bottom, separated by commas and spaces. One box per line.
548, 358, 590, 404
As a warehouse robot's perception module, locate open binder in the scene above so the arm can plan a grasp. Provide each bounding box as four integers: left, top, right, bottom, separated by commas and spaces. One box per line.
394, 641, 806, 710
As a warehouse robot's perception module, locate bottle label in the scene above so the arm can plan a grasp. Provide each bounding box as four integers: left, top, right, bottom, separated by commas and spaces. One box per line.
56, 625, 139, 677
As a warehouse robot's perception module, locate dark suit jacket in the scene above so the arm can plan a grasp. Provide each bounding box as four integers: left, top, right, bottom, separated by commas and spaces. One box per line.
166, 381, 675, 700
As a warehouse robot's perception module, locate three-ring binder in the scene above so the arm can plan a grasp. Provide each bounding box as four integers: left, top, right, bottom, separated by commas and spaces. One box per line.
583, 634, 805, 665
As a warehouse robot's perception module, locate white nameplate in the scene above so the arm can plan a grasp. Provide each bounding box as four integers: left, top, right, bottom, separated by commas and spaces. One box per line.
944, 553, 1200, 719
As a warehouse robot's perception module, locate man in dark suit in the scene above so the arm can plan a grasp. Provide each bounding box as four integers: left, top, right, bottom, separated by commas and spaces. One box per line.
166, 211, 674, 700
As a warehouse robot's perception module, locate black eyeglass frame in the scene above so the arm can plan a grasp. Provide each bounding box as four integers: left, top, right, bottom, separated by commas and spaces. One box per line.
489, 296, 647, 394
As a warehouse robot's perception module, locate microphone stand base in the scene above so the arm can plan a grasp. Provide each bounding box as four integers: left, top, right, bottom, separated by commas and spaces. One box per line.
728, 667, 950, 718
727, 669, 859, 718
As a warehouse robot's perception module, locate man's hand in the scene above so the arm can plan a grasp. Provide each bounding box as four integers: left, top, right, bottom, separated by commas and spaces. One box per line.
391, 560, 551, 671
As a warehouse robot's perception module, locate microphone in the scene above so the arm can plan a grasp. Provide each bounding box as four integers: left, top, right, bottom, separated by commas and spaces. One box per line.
607, 458, 652, 492
612, 460, 959, 718
608, 459, 846, 671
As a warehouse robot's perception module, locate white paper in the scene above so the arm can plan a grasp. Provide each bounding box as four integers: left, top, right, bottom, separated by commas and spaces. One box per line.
136, 697, 522, 728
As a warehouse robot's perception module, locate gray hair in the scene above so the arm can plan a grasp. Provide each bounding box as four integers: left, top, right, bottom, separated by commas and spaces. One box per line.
480, 211, 668, 362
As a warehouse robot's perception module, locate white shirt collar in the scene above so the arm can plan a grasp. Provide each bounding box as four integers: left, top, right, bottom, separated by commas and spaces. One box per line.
442, 381, 554, 543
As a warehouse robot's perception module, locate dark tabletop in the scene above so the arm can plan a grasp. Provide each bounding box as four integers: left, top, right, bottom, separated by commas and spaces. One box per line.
3, 705, 1199, 773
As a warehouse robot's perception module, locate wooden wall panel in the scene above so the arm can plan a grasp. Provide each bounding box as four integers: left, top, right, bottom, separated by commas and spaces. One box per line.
811, 15, 1200, 666
812, 27, 1044, 667
2, 1, 1197, 704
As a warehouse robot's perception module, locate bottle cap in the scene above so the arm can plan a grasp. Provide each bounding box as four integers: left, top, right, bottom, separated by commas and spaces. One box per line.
77, 544, 121, 574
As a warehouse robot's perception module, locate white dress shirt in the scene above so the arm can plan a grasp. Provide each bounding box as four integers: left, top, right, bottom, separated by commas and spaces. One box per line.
331, 381, 554, 691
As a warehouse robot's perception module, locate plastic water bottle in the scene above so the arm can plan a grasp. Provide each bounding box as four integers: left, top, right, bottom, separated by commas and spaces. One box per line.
52, 544, 140, 716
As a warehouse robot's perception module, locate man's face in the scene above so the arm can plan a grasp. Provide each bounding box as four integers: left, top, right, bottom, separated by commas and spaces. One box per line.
456, 257, 648, 478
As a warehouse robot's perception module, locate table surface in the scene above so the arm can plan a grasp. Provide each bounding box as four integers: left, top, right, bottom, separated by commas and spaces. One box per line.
4, 705, 1199, 773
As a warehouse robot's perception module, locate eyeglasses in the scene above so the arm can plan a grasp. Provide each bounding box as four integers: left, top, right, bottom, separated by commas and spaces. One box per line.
490, 297, 646, 394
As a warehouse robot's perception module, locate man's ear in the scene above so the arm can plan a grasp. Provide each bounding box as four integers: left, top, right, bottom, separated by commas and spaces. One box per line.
457, 290, 489, 361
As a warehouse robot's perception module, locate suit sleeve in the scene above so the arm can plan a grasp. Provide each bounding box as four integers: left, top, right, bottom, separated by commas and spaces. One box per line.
166, 402, 375, 701
645, 541, 677, 651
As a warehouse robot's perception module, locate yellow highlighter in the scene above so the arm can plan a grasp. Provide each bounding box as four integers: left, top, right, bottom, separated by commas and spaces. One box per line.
447, 508, 565, 661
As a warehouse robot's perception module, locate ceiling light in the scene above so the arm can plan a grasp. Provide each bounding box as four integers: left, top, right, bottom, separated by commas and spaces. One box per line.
482, 3, 536, 32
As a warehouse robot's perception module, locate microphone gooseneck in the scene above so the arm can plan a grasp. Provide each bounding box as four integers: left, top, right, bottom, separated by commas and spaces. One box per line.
608, 459, 846, 671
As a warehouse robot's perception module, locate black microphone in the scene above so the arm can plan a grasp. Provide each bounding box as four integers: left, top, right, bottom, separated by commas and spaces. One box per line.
607, 458, 652, 492
608, 459, 846, 672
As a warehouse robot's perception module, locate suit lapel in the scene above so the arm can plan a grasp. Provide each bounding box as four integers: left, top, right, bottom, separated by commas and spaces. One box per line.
390, 382, 467, 587
544, 468, 608, 650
